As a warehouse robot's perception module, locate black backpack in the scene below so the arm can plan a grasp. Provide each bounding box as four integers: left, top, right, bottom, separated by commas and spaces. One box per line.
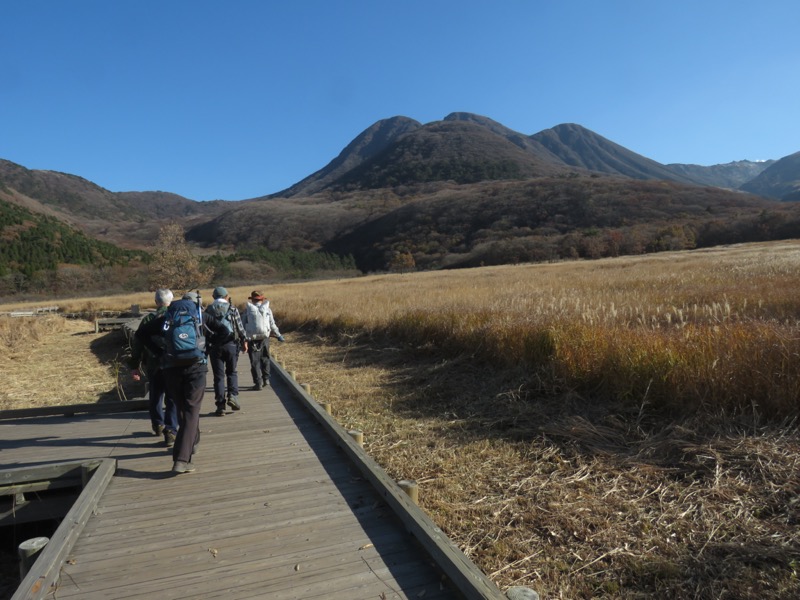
206, 301, 237, 345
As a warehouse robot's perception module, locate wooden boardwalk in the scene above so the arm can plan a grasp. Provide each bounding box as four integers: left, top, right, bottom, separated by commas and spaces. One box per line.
1, 366, 500, 599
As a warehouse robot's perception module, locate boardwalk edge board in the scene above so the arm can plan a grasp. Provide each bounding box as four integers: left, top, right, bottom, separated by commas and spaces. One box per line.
10, 458, 117, 600
272, 359, 508, 600
0, 400, 149, 421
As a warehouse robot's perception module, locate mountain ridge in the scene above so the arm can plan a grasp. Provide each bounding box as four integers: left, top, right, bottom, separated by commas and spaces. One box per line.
2, 112, 799, 287
740, 151, 800, 201
269, 113, 790, 199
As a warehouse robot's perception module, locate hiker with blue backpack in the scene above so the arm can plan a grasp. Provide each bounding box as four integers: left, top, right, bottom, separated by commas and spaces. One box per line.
205, 286, 248, 417
135, 290, 230, 474
128, 288, 179, 447
242, 290, 285, 390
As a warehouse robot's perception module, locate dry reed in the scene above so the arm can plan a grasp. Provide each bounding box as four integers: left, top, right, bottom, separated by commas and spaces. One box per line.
0, 316, 131, 409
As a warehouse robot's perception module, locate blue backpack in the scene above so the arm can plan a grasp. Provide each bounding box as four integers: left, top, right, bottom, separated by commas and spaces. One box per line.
162, 298, 206, 366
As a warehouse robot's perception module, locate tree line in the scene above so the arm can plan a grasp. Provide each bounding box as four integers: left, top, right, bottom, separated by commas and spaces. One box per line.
0, 200, 147, 278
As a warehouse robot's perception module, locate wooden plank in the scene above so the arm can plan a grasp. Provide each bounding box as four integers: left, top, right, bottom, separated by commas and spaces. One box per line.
0, 474, 83, 496
59, 544, 435, 600
0, 400, 148, 420
62, 524, 405, 584
271, 360, 506, 600
12, 458, 117, 600
0, 462, 89, 485
4, 371, 471, 599
81, 475, 363, 527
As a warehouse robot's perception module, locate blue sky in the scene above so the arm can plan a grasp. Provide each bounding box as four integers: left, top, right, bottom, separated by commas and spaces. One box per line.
2, 1, 798, 201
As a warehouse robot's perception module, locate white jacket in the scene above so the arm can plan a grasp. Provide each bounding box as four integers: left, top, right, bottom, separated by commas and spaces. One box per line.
242, 300, 282, 340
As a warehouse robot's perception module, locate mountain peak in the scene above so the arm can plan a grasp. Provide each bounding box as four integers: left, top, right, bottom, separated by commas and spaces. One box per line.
270, 116, 421, 197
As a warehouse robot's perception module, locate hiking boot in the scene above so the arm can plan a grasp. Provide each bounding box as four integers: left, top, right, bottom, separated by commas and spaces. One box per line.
227, 396, 241, 410
254, 382, 262, 391
164, 431, 176, 447
214, 408, 225, 417
172, 461, 196, 474
153, 424, 165, 436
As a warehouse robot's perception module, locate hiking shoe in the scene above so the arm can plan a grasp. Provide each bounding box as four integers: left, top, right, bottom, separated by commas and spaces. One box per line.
227, 396, 241, 410
254, 383, 262, 391
164, 431, 176, 447
172, 461, 196, 474
153, 424, 165, 436
214, 408, 225, 417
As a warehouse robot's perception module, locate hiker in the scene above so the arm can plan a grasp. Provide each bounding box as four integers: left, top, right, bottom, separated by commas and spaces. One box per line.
129, 288, 178, 447
242, 290, 285, 390
135, 290, 229, 474
205, 286, 248, 416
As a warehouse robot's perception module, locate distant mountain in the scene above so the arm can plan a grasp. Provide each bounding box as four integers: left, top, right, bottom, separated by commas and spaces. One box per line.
441, 112, 562, 161
4, 111, 800, 284
529, 123, 697, 183
0, 159, 140, 221
739, 152, 800, 200
331, 119, 570, 189
666, 160, 775, 189
272, 115, 573, 197
272, 114, 734, 198
0, 197, 146, 280
0, 159, 231, 247
271, 116, 422, 197
318, 178, 793, 272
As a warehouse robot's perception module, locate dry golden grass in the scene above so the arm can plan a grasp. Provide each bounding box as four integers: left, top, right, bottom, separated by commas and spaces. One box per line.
272, 332, 800, 599
261, 241, 800, 419
3, 240, 800, 597
263, 241, 800, 598
0, 316, 139, 410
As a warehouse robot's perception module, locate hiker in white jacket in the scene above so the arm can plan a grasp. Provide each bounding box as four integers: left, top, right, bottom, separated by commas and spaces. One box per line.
241, 290, 285, 390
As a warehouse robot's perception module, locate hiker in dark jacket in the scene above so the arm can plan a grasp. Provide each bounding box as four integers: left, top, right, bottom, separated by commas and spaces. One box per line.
204, 286, 248, 416
136, 291, 229, 474
129, 288, 178, 446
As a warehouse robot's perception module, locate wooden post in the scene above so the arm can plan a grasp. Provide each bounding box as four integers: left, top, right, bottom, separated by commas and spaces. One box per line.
398, 480, 419, 505
290, 371, 297, 380
506, 587, 540, 600
301, 383, 311, 396
320, 402, 332, 415
348, 430, 364, 447
94, 319, 99, 334
18, 537, 49, 579
130, 304, 140, 315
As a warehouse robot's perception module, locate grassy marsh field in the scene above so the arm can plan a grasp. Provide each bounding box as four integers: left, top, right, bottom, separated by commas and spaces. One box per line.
3, 240, 800, 598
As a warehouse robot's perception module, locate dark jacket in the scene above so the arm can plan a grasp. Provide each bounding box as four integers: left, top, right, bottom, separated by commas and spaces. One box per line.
135, 307, 228, 369
128, 306, 169, 372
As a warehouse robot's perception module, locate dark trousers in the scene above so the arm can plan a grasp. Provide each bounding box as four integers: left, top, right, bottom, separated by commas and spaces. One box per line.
247, 338, 271, 385
209, 342, 240, 407
147, 367, 178, 434
163, 363, 207, 464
